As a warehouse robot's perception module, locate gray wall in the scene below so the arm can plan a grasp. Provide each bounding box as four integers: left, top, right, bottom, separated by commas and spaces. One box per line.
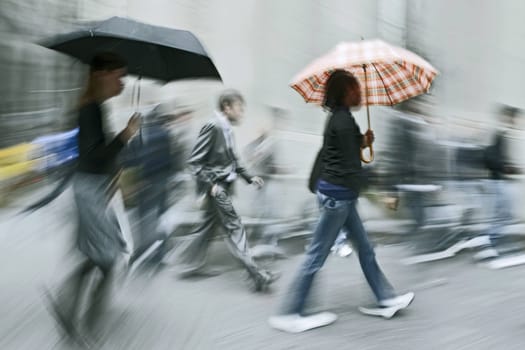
1, 0, 524, 217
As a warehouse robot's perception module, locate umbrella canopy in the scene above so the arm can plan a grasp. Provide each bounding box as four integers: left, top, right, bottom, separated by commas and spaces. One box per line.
290, 39, 438, 164
290, 39, 437, 106
41, 16, 222, 82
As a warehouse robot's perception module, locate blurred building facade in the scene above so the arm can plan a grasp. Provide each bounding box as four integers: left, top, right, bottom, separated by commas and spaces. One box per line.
0, 0, 128, 147
1, 0, 524, 217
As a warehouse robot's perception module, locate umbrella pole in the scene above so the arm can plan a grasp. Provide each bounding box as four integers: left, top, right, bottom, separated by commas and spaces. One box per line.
363, 64, 371, 129
366, 101, 371, 129
132, 75, 143, 145
361, 64, 374, 163
131, 75, 142, 111
137, 75, 142, 109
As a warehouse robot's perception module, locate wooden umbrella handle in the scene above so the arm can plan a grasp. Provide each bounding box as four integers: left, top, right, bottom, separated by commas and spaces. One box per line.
360, 144, 374, 163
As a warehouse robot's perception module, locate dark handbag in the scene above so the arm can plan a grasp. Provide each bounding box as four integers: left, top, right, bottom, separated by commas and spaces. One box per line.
308, 113, 333, 194
308, 147, 324, 193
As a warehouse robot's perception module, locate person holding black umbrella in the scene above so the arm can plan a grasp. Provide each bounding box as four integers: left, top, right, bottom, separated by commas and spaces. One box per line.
44, 52, 140, 342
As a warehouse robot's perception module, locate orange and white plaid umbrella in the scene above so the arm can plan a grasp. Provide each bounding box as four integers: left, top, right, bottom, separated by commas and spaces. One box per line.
291, 39, 438, 162
291, 39, 438, 106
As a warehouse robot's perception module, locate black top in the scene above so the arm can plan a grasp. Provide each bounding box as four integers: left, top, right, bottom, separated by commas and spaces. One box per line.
485, 132, 507, 180
77, 102, 125, 175
319, 108, 364, 194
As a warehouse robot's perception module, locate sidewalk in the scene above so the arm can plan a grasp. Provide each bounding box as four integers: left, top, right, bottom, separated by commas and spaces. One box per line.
2, 229, 525, 349
3, 184, 525, 349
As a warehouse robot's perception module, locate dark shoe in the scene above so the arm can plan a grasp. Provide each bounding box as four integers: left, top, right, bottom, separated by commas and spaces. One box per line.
129, 241, 165, 269
42, 288, 93, 348
178, 267, 222, 279
253, 270, 281, 292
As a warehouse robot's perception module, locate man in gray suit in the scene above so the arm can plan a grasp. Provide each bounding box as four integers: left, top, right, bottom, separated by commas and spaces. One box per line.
174, 89, 279, 292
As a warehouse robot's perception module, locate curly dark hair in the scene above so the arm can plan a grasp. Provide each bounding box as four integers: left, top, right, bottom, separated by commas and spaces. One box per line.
322, 69, 360, 111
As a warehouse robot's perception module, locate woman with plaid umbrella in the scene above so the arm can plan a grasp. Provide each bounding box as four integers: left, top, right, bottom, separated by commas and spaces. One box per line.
269, 70, 414, 333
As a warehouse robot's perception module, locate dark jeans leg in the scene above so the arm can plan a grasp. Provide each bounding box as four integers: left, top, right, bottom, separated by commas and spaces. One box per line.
56, 259, 98, 324
344, 200, 396, 302
406, 191, 425, 231
282, 193, 347, 315
487, 180, 513, 246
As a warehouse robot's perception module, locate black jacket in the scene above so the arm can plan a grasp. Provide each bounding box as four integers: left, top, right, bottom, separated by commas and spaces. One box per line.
21, 102, 125, 213
309, 108, 364, 194
77, 102, 124, 175
485, 131, 507, 180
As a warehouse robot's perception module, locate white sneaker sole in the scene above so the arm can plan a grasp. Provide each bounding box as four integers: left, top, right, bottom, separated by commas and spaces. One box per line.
360, 293, 415, 319
269, 312, 337, 333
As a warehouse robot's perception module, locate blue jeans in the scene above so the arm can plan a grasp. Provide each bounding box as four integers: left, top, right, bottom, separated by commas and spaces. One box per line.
486, 180, 513, 245
405, 191, 425, 231
282, 192, 396, 315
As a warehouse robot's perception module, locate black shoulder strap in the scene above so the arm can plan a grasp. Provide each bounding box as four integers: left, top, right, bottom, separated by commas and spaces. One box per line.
308, 147, 324, 193
307, 112, 333, 193
19, 162, 77, 214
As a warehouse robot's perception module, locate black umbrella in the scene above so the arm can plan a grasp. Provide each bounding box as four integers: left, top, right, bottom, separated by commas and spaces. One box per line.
41, 16, 222, 82
21, 17, 222, 214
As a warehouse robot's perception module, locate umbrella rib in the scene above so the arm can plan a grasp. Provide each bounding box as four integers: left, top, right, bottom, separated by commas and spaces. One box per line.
370, 62, 395, 106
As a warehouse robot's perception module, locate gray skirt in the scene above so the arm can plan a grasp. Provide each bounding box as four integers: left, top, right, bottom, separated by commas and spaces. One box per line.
73, 172, 127, 270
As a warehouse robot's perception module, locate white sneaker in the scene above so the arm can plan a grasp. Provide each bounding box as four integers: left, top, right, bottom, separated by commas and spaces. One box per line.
337, 244, 353, 257
268, 314, 304, 333
473, 247, 499, 261
379, 292, 415, 308
268, 312, 337, 333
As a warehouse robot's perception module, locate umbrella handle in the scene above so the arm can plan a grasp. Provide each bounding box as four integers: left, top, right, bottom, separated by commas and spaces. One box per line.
360, 144, 374, 163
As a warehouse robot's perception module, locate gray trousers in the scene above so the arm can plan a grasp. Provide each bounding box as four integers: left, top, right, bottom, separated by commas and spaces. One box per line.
174, 183, 263, 279
131, 173, 169, 262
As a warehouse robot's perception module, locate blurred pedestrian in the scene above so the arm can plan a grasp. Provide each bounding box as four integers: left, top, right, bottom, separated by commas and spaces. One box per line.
124, 104, 175, 270
172, 89, 279, 292
44, 52, 140, 342
475, 105, 522, 260
246, 127, 283, 232
244, 130, 278, 244
244, 107, 294, 258
269, 70, 414, 333
153, 105, 197, 239
383, 101, 441, 254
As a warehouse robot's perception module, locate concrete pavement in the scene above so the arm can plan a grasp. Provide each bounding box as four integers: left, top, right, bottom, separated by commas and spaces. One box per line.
2, 188, 525, 349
